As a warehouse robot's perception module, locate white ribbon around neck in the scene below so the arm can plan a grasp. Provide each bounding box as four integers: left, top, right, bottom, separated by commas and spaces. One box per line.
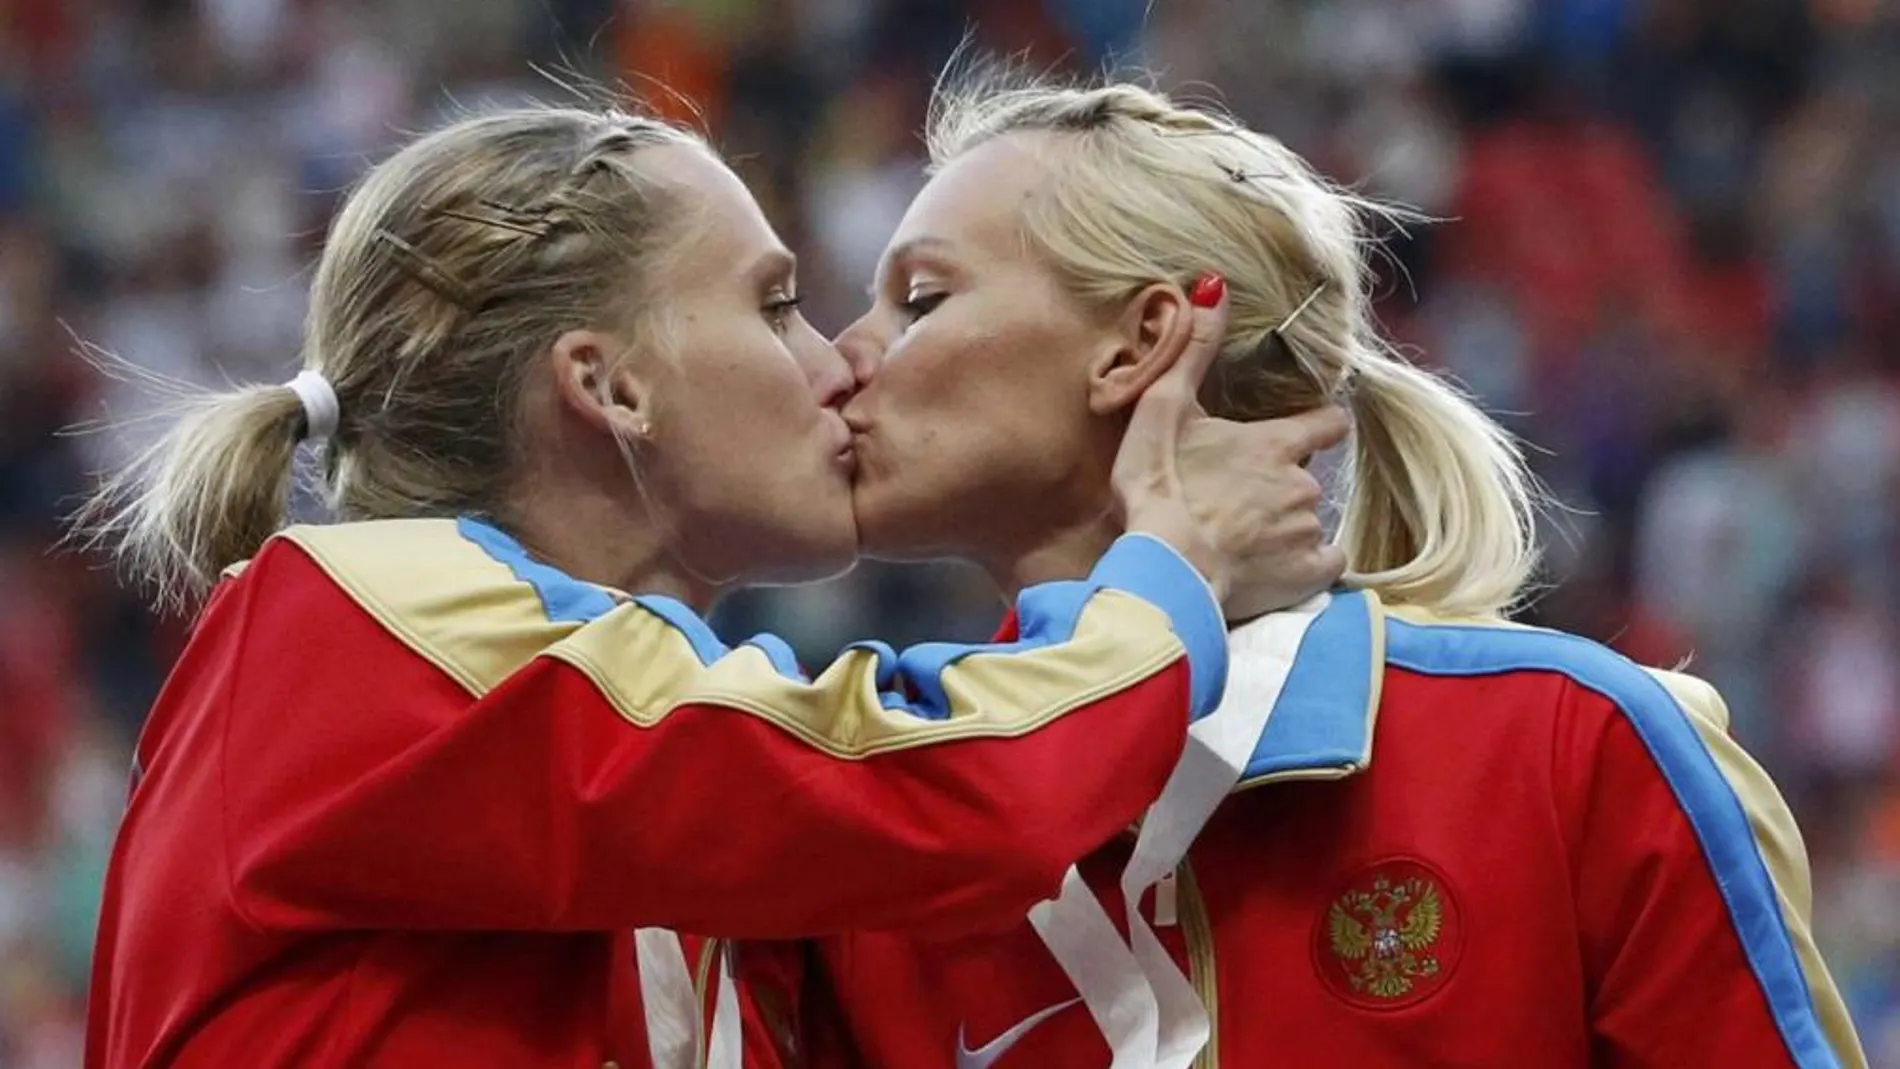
635, 929, 744, 1069
633, 597, 1329, 1069
707, 947, 742, 1069
1030, 597, 1329, 1069
635, 927, 699, 1069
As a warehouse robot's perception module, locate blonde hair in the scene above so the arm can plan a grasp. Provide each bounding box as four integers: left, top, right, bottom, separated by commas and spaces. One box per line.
929, 73, 1540, 618
74, 106, 702, 611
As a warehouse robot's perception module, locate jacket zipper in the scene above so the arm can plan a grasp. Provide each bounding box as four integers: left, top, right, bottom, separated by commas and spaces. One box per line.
691, 937, 722, 1067
1179, 860, 1219, 1069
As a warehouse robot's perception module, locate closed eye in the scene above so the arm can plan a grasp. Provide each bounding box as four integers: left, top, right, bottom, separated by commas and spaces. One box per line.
765, 295, 804, 333
899, 292, 946, 324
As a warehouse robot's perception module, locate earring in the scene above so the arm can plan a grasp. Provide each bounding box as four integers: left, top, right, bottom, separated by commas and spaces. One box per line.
592, 375, 648, 440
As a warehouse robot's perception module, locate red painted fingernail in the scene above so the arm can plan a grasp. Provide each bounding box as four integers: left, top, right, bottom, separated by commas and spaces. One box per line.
1189, 272, 1225, 308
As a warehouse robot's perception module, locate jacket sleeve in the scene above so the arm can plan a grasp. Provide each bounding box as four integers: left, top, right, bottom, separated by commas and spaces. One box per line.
219, 532, 1225, 940
1560, 669, 1866, 1069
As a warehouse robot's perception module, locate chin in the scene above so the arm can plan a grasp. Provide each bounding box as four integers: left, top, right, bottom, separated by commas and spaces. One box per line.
746, 541, 858, 586
852, 503, 951, 563
746, 510, 860, 585
802, 548, 860, 583
850, 472, 965, 563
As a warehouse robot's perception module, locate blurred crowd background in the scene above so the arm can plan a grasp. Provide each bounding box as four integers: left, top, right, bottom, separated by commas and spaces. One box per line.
2, 0, 1898, 1064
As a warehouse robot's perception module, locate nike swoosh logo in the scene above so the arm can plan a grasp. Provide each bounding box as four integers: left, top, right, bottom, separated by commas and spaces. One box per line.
955, 997, 1083, 1069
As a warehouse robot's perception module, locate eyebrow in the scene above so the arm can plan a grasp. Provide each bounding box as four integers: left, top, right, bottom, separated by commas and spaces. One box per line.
747, 247, 798, 288
869, 236, 953, 298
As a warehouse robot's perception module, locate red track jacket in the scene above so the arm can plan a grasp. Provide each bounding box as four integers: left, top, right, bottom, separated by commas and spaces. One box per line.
797, 590, 1866, 1069
84, 516, 1230, 1069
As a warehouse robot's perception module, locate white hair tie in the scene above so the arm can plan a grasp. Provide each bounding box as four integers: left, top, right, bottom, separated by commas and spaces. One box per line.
286, 369, 340, 443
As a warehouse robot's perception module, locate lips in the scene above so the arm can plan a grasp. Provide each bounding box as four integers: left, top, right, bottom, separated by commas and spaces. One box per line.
825, 414, 859, 476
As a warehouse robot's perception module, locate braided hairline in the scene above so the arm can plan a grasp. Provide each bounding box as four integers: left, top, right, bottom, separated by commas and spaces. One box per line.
363, 113, 695, 425
382, 113, 690, 311
930, 81, 1240, 162
931, 83, 1307, 247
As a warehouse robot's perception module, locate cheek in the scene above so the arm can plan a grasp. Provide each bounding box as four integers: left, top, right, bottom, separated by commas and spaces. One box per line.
681, 330, 812, 425
877, 319, 1086, 488
877, 330, 1005, 452
658, 338, 815, 488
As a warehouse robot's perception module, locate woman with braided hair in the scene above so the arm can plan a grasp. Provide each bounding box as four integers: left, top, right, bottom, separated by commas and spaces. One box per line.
76, 103, 1345, 1069
795, 73, 1867, 1069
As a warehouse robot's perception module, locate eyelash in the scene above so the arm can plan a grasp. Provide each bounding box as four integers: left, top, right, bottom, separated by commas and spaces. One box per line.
764, 295, 803, 332
899, 292, 946, 322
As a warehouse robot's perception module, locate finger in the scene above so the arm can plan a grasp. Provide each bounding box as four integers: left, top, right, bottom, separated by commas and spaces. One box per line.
1146, 272, 1230, 405
1278, 403, 1352, 457
1119, 276, 1232, 462
1287, 469, 1325, 513
1176, 272, 1232, 393
1293, 510, 1328, 549
1310, 543, 1349, 587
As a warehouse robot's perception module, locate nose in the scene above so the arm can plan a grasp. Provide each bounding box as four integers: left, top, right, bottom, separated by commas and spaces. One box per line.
832, 314, 883, 392
793, 329, 860, 412
813, 351, 856, 411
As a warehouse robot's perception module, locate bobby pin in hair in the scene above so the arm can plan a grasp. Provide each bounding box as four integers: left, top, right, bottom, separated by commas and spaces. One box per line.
372, 228, 476, 309
429, 198, 554, 240
1224, 163, 1292, 184
1254, 282, 1329, 367
1277, 283, 1326, 333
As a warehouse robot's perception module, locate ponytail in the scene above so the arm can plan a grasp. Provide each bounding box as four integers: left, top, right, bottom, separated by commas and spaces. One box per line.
69, 104, 713, 614
1338, 349, 1538, 617
73, 380, 307, 613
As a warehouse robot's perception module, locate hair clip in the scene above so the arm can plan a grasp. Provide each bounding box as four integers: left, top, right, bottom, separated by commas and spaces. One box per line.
372, 228, 476, 308
1222, 163, 1288, 184
429, 198, 554, 240
1276, 283, 1326, 333
1334, 366, 1361, 402
1254, 283, 1329, 366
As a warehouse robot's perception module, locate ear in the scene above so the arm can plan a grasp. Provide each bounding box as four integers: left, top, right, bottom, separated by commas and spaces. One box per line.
548, 328, 652, 440
1087, 282, 1193, 416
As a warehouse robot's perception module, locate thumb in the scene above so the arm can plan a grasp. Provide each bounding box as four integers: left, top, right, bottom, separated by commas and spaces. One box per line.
1113, 273, 1231, 507
1118, 272, 1229, 478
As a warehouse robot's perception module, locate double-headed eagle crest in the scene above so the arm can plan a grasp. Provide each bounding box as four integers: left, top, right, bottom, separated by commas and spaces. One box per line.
1326, 873, 1445, 1000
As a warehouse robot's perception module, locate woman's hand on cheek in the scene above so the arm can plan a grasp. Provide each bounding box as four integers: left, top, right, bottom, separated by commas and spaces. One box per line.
1111, 272, 1347, 618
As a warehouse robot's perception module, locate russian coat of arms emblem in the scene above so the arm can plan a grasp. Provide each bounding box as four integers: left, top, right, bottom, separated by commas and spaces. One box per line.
1313, 858, 1462, 1009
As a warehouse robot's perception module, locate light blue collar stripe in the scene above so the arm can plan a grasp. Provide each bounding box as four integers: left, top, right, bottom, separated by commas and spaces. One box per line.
742, 633, 807, 681
841, 640, 917, 710
1385, 620, 1837, 1069
895, 581, 1094, 722
1241, 590, 1375, 780
456, 515, 731, 665
629, 595, 729, 666
1089, 534, 1229, 719
456, 515, 618, 624
843, 640, 899, 689
882, 534, 1227, 723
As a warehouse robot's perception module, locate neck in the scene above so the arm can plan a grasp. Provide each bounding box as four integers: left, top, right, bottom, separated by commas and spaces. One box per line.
500, 483, 720, 613
977, 434, 1124, 601
981, 510, 1120, 601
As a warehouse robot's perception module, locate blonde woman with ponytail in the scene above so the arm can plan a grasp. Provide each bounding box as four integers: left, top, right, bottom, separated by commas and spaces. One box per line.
75, 101, 1348, 1069
803, 71, 1865, 1069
